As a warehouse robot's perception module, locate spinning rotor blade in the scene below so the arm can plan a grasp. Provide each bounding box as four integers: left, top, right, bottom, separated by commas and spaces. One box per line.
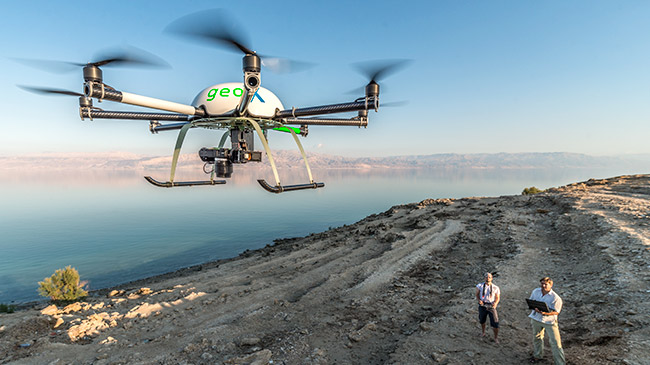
87, 46, 170, 68
13, 45, 169, 73
261, 57, 314, 74
353, 59, 412, 83
18, 85, 83, 97
11, 58, 79, 74
165, 9, 313, 74
347, 59, 412, 95
165, 9, 255, 55
381, 100, 409, 107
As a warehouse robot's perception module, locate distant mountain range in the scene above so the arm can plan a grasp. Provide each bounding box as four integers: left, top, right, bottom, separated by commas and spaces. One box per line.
0, 151, 649, 171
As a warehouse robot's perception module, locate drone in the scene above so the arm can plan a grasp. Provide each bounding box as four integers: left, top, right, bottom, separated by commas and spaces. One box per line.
19, 10, 408, 194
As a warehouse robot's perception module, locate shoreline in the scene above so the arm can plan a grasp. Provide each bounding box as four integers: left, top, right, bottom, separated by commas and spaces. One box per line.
14, 238, 297, 310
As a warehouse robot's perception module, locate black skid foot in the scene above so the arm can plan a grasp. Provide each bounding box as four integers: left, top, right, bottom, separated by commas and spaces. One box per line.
144, 176, 227, 188
257, 179, 325, 194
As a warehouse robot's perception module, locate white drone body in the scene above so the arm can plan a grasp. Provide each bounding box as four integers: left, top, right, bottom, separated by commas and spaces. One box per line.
192, 83, 283, 118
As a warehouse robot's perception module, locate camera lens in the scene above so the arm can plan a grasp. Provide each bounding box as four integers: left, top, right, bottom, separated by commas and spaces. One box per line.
216, 160, 233, 178
247, 76, 259, 88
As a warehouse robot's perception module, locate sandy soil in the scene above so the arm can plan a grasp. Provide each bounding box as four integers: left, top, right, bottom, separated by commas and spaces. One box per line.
1, 174, 648, 364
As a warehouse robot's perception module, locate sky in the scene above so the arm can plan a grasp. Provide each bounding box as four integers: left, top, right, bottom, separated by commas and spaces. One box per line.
1, 0, 650, 158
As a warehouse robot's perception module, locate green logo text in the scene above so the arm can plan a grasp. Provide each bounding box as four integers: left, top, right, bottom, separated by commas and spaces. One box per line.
206, 88, 265, 103
207, 87, 244, 101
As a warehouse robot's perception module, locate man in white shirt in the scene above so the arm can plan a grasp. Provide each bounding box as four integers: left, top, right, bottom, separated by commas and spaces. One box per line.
475, 272, 500, 343
529, 277, 565, 364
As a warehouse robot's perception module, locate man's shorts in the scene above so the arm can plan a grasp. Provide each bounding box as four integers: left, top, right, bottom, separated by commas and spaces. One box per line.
478, 305, 499, 328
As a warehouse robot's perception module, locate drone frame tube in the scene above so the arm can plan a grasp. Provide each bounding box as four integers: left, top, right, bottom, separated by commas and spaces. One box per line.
120, 92, 200, 115
274, 98, 377, 119
257, 179, 324, 193
144, 176, 226, 187
281, 118, 367, 127
169, 122, 194, 184
85, 83, 205, 116
248, 119, 281, 187
287, 126, 315, 184
248, 119, 324, 194
143, 121, 228, 188
79, 110, 192, 121
150, 116, 367, 133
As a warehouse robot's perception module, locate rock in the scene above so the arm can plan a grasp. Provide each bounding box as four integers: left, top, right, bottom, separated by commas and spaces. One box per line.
99, 336, 117, 345
108, 290, 122, 297
308, 348, 328, 364
348, 332, 364, 343
380, 232, 406, 243
67, 314, 110, 341
419, 322, 434, 331
53, 317, 65, 329
225, 349, 272, 365
364, 322, 377, 331
432, 352, 448, 363
239, 337, 261, 346
41, 305, 59, 316
137, 287, 153, 295
222, 342, 237, 353
183, 343, 199, 353
63, 302, 82, 314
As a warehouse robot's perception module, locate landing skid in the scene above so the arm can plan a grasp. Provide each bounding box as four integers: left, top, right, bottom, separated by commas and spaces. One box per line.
148, 118, 325, 193
257, 179, 324, 193
144, 176, 226, 188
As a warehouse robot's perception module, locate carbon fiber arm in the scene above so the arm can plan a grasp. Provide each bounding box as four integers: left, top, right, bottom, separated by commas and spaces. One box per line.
274, 98, 377, 118
80, 110, 193, 121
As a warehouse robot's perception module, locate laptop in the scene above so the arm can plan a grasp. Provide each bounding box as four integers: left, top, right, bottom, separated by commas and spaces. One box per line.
526, 299, 550, 312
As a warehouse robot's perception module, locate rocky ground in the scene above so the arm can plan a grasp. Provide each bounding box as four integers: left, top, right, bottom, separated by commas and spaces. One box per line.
1, 174, 648, 364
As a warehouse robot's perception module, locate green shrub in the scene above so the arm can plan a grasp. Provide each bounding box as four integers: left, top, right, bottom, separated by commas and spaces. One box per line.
522, 186, 544, 195
0, 303, 16, 313
38, 266, 88, 302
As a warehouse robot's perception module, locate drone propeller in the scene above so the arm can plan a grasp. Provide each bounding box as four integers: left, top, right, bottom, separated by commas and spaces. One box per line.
83, 46, 170, 69
354, 59, 412, 84
13, 45, 170, 74
165, 9, 313, 74
165, 9, 253, 54
347, 59, 412, 95
380, 100, 409, 108
18, 85, 83, 97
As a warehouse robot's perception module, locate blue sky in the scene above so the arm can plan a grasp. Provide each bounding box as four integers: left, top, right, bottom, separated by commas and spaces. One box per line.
1, 0, 649, 157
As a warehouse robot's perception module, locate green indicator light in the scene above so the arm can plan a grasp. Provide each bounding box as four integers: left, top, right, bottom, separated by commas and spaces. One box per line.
273, 126, 301, 134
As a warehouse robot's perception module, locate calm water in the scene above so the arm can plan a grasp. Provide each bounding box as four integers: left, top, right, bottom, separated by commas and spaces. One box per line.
0, 166, 638, 303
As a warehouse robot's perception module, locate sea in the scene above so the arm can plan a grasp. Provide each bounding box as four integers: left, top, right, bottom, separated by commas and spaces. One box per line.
0, 166, 640, 303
